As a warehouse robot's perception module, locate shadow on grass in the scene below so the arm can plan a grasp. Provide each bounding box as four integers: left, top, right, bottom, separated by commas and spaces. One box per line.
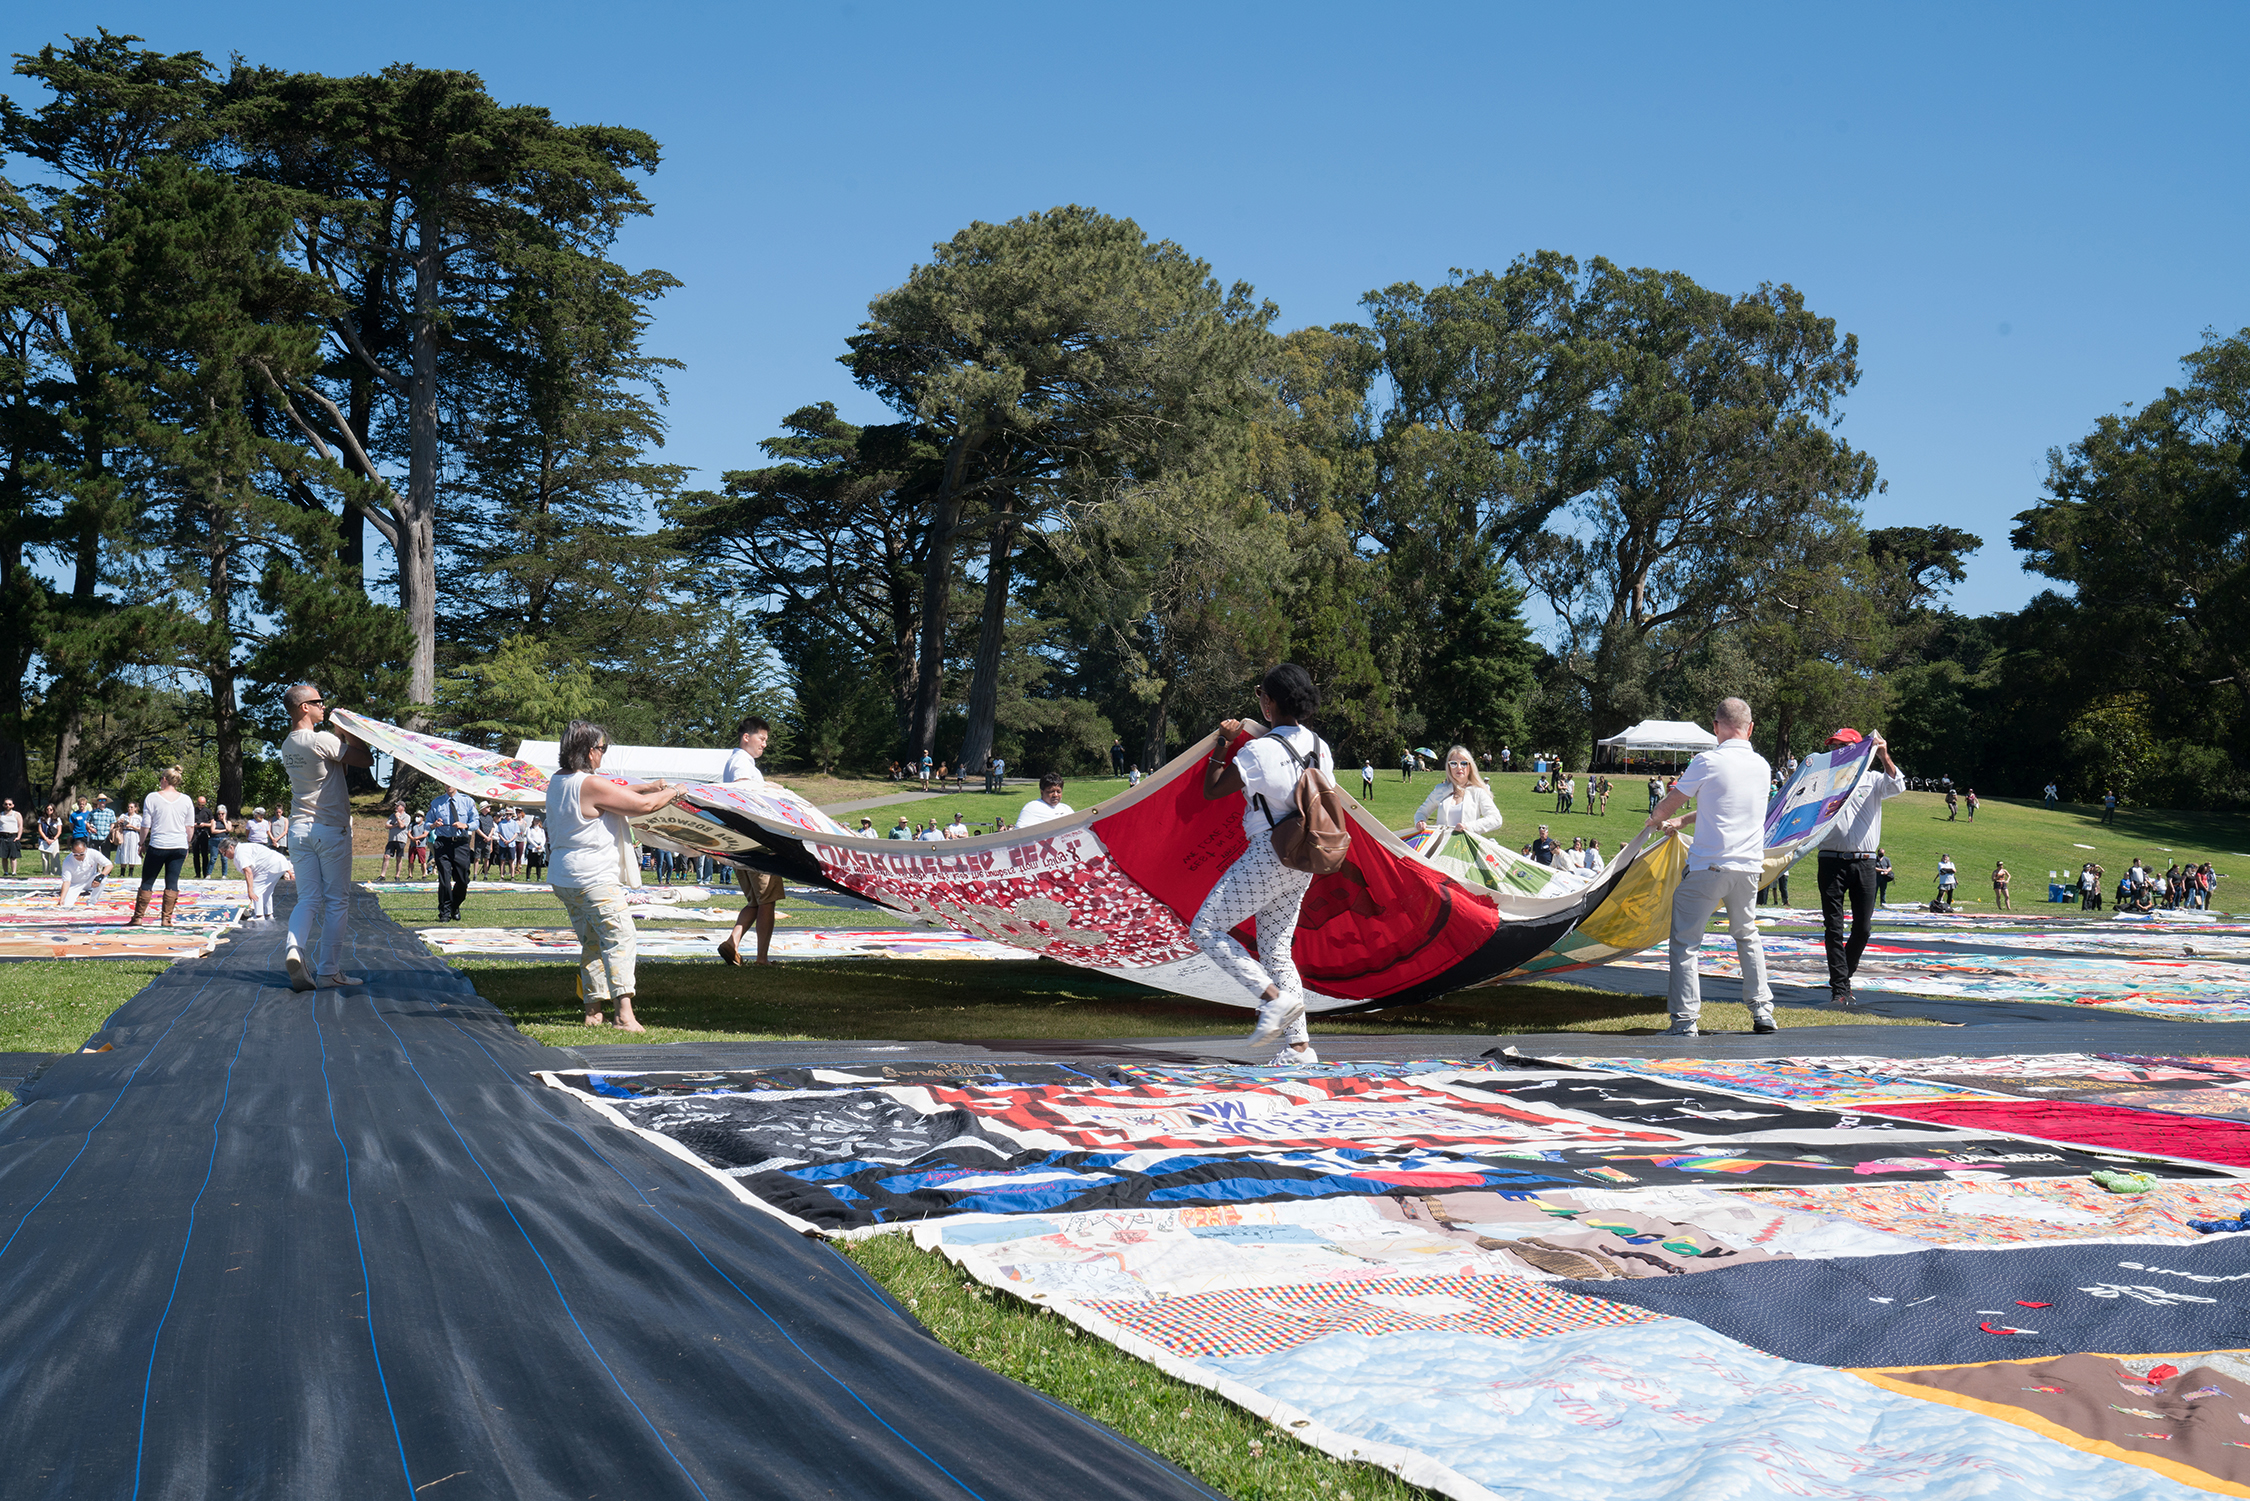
455, 957, 1930, 1048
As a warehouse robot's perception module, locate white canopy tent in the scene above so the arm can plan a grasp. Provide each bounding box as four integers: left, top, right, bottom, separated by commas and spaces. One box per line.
1595, 720, 1718, 755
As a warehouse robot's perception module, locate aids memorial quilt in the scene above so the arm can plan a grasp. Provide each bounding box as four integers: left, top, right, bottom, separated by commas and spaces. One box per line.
344, 712, 1650, 1010
416, 926, 1030, 961
548, 1055, 2250, 1500
543, 1065, 2228, 1236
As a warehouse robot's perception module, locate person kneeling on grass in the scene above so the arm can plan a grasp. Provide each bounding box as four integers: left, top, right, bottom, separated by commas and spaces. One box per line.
547, 719, 690, 1030
222, 836, 292, 920
56, 836, 111, 907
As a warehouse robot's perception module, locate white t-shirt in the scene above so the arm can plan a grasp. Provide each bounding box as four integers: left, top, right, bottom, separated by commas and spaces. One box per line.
1017, 797, 1074, 828
1234, 726, 1334, 841
235, 842, 291, 880
1819, 767, 1905, 854
60, 848, 111, 889
1673, 737, 1772, 873
282, 726, 353, 828
945, 819, 969, 837
1938, 860, 1958, 889
0, 809, 19, 836
721, 747, 764, 789
245, 818, 270, 846
144, 789, 194, 850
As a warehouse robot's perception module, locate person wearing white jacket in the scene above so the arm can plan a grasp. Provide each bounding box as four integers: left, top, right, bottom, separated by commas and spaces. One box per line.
1414, 746, 1504, 835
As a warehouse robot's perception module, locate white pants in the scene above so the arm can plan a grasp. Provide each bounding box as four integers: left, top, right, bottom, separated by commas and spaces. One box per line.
247, 867, 285, 919
1187, 834, 1313, 1045
287, 819, 354, 976
1667, 866, 1772, 1023
59, 878, 101, 908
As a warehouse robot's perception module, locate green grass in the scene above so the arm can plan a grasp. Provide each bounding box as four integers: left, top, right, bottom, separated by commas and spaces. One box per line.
840, 1235, 1436, 1501
0, 959, 173, 1108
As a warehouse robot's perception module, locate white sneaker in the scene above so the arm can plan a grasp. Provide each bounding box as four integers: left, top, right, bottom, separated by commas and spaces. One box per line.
285, 951, 314, 992
1267, 1045, 1318, 1067
1246, 996, 1305, 1047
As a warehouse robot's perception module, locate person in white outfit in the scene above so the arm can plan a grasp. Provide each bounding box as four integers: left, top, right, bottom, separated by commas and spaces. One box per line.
1645, 696, 1775, 1037
716, 715, 785, 968
56, 837, 111, 907
279, 683, 373, 992
548, 719, 689, 1030
1413, 746, 1504, 836
114, 803, 141, 875
225, 837, 293, 919
1188, 663, 1333, 1066
1017, 774, 1074, 828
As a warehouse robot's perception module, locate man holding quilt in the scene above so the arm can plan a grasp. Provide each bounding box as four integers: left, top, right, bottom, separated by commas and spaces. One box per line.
1813, 727, 1904, 1007
1644, 697, 1773, 1038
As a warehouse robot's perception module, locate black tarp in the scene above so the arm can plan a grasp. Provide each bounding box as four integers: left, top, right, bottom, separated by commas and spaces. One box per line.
0, 894, 1220, 1500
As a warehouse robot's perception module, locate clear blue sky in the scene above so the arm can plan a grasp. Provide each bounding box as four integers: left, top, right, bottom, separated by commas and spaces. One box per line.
10, 1, 2247, 618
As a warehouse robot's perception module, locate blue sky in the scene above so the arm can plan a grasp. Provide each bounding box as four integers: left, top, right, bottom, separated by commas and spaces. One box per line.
9, 0, 2246, 619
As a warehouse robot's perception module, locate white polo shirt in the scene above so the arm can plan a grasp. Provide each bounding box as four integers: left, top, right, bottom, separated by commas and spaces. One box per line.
1673, 736, 1772, 873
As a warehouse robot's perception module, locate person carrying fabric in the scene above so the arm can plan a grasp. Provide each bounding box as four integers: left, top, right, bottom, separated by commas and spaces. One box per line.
219, 835, 291, 920
1410, 745, 1507, 889
547, 719, 688, 1031
1812, 727, 1904, 1007
1645, 697, 1775, 1038
0, 797, 19, 877
280, 683, 374, 992
1017, 774, 1074, 828
1188, 663, 1333, 1067
717, 715, 787, 968
426, 784, 480, 921
127, 766, 197, 927
56, 835, 111, 907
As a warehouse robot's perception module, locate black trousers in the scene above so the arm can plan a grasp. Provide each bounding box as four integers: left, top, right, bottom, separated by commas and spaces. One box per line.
433, 837, 473, 916
1817, 855, 1880, 993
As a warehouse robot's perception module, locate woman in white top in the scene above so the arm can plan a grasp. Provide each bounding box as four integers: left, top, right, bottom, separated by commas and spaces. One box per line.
545, 720, 688, 1031
57, 837, 112, 907
130, 767, 198, 926
1188, 664, 1333, 1067
115, 803, 142, 875
1411, 744, 1515, 891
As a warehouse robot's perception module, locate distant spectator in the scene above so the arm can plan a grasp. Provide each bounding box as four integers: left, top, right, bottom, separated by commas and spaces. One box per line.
1934, 854, 1957, 910
2043, 780, 2058, 810
945, 813, 969, 838
2103, 788, 2117, 824
381, 802, 412, 879
1993, 860, 2011, 911
115, 801, 142, 875
0, 797, 21, 877
1128, 765, 1142, 788
37, 804, 62, 875
190, 795, 215, 878
887, 816, 912, 840
1110, 738, 1127, 777
1361, 759, 1375, 799
89, 794, 116, 854
1530, 824, 1558, 867
1964, 788, 1979, 821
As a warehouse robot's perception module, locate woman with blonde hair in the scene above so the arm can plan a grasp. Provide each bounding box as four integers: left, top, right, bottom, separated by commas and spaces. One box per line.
129, 766, 196, 926
1411, 744, 1543, 891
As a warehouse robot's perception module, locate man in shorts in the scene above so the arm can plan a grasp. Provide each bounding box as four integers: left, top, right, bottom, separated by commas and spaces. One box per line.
717, 715, 785, 966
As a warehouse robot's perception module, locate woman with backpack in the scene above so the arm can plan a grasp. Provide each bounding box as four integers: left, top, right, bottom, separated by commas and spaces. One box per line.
1189, 663, 1337, 1068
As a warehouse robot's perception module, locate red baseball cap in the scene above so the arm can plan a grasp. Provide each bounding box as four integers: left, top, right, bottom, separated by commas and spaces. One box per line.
1824, 728, 1863, 747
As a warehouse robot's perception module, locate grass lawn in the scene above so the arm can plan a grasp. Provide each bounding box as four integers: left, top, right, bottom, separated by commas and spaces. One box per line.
840, 1234, 1436, 1500
0, 959, 172, 1108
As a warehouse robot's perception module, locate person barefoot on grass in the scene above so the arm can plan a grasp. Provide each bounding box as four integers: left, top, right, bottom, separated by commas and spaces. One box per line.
716, 715, 785, 967
547, 720, 689, 1030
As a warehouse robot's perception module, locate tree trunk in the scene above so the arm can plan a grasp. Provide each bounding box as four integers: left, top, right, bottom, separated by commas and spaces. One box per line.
207, 502, 244, 812
907, 425, 979, 758
401, 190, 443, 720
957, 512, 1020, 774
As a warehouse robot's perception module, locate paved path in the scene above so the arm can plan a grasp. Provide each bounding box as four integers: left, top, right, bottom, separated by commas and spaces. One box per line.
0, 894, 1215, 1499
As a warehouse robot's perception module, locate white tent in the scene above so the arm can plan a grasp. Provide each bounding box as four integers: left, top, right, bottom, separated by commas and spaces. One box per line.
516, 740, 733, 784
1595, 719, 1718, 754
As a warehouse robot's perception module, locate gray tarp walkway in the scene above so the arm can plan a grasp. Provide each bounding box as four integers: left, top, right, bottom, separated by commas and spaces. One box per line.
0, 892, 1218, 1501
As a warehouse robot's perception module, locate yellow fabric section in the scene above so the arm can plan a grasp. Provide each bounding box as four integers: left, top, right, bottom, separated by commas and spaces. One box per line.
1848, 1366, 2250, 1497
1572, 832, 1686, 954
